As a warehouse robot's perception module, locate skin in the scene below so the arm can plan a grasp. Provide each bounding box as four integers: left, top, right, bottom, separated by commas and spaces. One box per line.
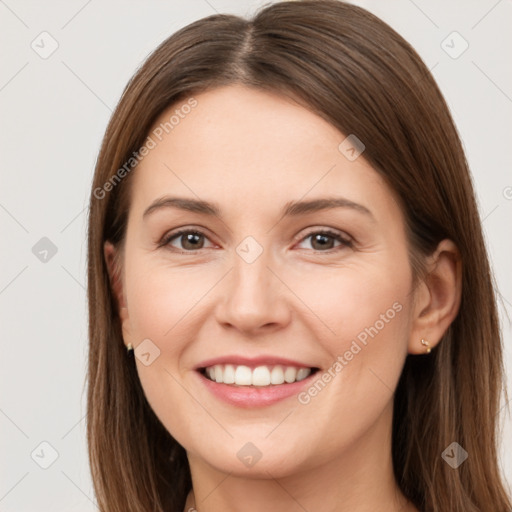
105, 84, 461, 512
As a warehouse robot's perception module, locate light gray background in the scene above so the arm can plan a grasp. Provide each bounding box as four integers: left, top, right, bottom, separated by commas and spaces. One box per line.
1, 0, 511, 510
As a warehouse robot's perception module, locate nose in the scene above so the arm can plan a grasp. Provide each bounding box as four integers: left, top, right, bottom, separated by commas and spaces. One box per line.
214, 247, 292, 336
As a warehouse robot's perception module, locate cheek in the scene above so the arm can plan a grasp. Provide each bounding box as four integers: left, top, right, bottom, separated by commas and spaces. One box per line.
301, 261, 412, 401
289, 272, 412, 454
125, 259, 208, 349
125, 262, 208, 437
331, 269, 411, 370
298, 261, 411, 346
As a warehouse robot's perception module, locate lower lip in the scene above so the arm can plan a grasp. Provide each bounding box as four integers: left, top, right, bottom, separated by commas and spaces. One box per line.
196, 370, 317, 408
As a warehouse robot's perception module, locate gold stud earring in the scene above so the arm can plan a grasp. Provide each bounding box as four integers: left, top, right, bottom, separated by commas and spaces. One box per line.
126, 343, 134, 353
420, 338, 431, 354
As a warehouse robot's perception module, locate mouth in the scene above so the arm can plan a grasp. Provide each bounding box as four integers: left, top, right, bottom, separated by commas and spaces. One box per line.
193, 355, 321, 407
198, 364, 320, 387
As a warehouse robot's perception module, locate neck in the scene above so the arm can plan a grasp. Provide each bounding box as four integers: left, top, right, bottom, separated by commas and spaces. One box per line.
183, 402, 418, 512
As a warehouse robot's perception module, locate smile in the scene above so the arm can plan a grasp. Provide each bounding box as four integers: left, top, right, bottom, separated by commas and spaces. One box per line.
201, 364, 317, 386
195, 358, 320, 408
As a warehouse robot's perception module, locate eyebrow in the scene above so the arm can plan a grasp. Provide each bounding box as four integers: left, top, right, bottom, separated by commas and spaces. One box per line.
142, 195, 374, 221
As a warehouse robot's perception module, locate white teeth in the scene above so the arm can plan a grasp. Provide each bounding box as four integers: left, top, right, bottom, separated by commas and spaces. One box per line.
270, 365, 285, 384
214, 364, 223, 383
234, 365, 252, 385
252, 366, 271, 386
284, 366, 297, 383
223, 364, 235, 384
296, 368, 310, 381
204, 364, 312, 386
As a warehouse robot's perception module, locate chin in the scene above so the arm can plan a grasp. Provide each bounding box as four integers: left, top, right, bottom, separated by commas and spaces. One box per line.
187, 436, 315, 478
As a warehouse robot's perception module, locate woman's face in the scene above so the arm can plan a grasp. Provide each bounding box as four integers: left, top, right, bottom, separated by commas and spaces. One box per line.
107, 84, 418, 477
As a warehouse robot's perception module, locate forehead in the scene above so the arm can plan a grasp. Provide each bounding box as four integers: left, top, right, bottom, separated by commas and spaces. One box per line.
129, 85, 399, 223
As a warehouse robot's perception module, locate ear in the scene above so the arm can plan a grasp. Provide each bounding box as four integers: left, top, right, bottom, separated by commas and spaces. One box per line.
104, 241, 133, 348
408, 239, 462, 354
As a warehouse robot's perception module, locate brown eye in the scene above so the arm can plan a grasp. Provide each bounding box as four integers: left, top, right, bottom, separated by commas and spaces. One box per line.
160, 228, 352, 254
297, 229, 353, 252
310, 233, 336, 250
161, 230, 213, 251
178, 232, 205, 250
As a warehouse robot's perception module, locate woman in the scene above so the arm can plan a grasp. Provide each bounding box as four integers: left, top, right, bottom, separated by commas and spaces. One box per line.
86, 1, 512, 511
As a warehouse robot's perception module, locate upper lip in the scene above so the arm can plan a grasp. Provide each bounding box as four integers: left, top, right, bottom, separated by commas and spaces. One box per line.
194, 355, 318, 370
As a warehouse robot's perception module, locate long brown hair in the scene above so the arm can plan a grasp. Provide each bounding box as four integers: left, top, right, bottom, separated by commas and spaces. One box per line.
86, 1, 511, 510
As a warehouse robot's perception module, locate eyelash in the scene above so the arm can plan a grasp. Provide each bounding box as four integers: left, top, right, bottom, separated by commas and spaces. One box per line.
158, 227, 353, 254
